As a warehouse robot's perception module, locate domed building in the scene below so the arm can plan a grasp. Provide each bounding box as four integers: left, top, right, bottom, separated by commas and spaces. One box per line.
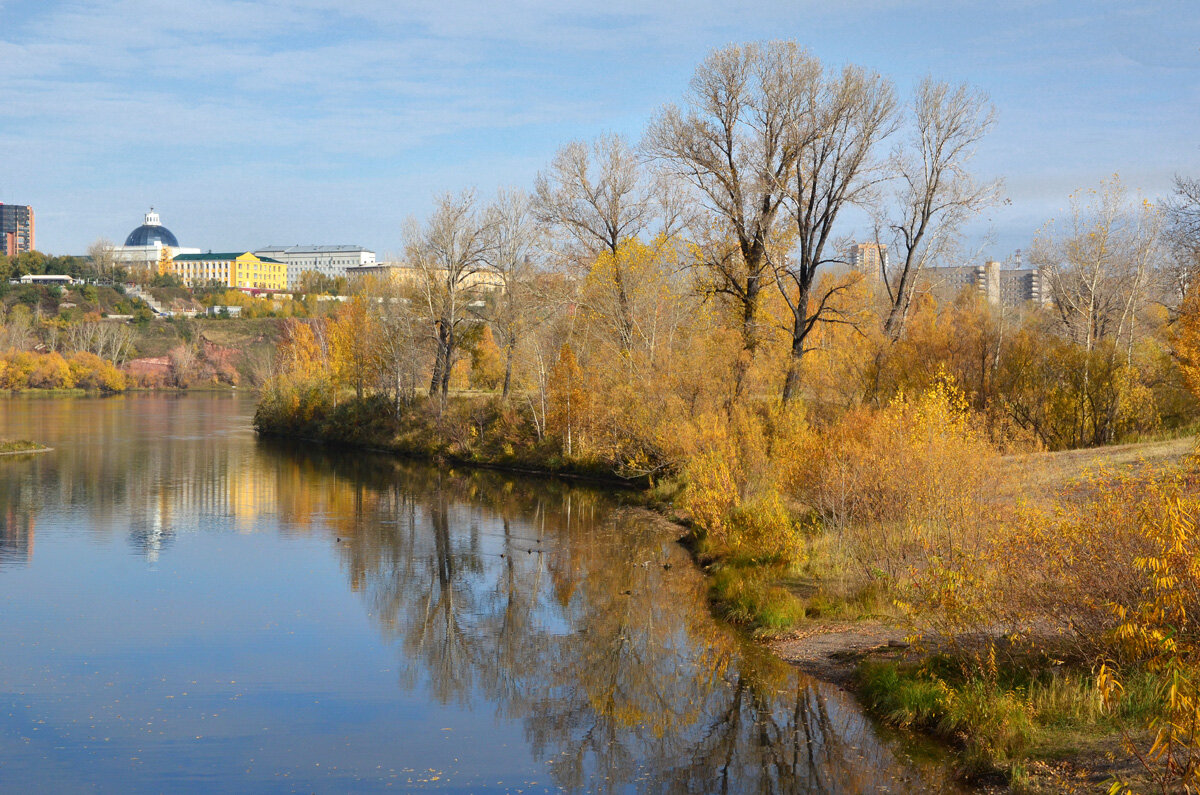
124, 209, 179, 248
112, 208, 199, 272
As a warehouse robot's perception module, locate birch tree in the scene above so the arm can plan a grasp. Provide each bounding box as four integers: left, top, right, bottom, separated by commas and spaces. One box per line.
371, 274, 428, 415
1165, 175, 1200, 303
534, 134, 664, 354
482, 188, 543, 398
1032, 178, 1163, 445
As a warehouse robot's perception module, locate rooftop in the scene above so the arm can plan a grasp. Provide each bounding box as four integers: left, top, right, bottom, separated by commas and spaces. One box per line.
124, 208, 179, 248
173, 252, 284, 263
255, 245, 372, 254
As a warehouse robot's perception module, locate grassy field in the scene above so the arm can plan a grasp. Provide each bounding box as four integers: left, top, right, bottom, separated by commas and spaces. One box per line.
994, 436, 1194, 507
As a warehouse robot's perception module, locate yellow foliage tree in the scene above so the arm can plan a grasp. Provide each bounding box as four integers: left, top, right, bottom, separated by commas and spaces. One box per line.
1171, 289, 1200, 401
328, 297, 380, 400
277, 318, 326, 381
547, 343, 589, 458
469, 325, 505, 390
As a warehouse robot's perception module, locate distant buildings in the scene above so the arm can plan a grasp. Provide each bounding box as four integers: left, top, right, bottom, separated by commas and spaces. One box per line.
253, 245, 376, 289
169, 252, 287, 291
353, 261, 505, 293
926, 261, 1049, 307
100, 212, 376, 293
845, 241, 1049, 309
848, 242, 888, 280
113, 209, 200, 270
0, 203, 34, 257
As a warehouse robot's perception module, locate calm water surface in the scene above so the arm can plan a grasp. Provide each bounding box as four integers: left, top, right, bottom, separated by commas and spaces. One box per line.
0, 394, 960, 793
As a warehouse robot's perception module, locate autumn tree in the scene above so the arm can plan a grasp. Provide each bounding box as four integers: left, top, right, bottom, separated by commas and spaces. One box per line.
329, 295, 381, 400
1030, 178, 1164, 446
535, 134, 667, 352
481, 187, 545, 398
277, 317, 327, 380
773, 63, 898, 402
578, 237, 693, 377
0, 304, 36, 351
167, 344, 198, 388
367, 273, 429, 414
547, 343, 588, 457
880, 78, 1000, 341
1164, 175, 1200, 303
87, 238, 121, 281
66, 321, 135, 365
406, 190, 494, 400
645, 41, 818, 370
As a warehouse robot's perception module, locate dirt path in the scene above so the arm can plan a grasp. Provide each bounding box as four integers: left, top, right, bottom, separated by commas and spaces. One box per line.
767, 621, 910, 687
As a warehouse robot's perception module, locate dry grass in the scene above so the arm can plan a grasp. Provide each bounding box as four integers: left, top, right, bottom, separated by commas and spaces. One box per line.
993, 436, 1194, 508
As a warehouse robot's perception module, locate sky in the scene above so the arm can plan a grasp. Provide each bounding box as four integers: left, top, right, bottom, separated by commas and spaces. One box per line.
0, 0, 1196, 260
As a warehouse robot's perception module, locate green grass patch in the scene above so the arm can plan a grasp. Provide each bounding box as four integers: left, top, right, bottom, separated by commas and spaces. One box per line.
708, 562, 805, 635
0, 439, 48, 453
856, 656, 1168, 783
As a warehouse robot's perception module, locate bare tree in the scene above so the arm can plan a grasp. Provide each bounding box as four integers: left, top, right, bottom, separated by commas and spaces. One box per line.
406, 191, 494, 400
368, 274, 429, 415
482, 188, 544, 398
1031, 178, 1163, 445
0, 304, 36, 351
168, 343, 197, 388
881, 78, 1000, 340
1164, 175, 1200, 303
535, 134, 667, 353
67, 321, 136, 364
774, 64, 898, 402
645, 41, 820, 367
87, 238, 120, 281
535, 133, 666, 258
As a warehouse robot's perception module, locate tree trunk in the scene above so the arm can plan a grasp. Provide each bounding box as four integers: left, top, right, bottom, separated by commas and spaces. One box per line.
439, 323, 455, 397
780, 272, 814, 404
502, 342, 514, 399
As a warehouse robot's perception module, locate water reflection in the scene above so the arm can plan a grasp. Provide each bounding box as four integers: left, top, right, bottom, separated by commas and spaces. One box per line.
259, 443, 959, 792
0, 394, 958, 792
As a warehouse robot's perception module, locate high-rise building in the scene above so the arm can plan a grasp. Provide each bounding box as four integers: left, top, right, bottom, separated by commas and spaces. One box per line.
0, 203, 34, 257
848, 242, 888, 276
926, 260, 1049, 308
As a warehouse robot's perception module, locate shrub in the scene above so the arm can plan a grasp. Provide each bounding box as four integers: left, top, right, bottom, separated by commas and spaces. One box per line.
0, 351, 37, 389
797, 379, 998, 581
27, 352, 74, 389
709, 564, 804, 633
68, 351, 126, 392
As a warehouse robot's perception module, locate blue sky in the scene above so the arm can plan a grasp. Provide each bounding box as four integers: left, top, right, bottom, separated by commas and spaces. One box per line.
0, 0, 1196, 259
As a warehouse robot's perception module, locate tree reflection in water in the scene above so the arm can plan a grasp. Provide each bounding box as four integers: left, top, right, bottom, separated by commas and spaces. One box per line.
0, 393, 960, 793
265, 444, 962, 794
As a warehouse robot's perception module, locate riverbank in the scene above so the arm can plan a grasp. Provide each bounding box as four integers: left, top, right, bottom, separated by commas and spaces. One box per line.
253, 391, 654, 487
254, 387, 1200, 791
765, 438, 1198, 791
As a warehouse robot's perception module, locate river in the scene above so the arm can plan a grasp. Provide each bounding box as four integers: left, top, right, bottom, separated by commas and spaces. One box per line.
0, 393, 962, 793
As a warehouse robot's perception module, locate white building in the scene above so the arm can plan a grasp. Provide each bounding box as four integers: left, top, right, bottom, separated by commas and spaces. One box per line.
112, 209, 200, 271
253, 245, 376, 289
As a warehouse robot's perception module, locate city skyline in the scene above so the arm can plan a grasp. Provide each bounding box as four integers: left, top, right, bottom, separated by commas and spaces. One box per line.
1, 0, 1196, 258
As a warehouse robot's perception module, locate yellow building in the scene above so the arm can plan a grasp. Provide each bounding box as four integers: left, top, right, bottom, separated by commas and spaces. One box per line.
169, 252, 288, 291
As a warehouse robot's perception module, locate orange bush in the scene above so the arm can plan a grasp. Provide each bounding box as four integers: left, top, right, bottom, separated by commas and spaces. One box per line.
28, 352, 74, 389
